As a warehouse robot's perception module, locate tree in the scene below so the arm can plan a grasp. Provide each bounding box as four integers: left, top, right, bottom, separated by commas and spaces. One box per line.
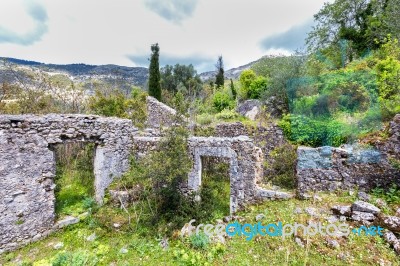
230, 79, 236, 99
160, 64, 202, 94
385, 0, 400, 40
215, 56, 224, 88
306, 0, 390, 61
148, 43, 162, 101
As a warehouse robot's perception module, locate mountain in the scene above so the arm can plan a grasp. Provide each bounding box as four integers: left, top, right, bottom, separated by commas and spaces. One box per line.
198, 60, 258, 82
0, 58, 149, 89
0, 57, 260, 90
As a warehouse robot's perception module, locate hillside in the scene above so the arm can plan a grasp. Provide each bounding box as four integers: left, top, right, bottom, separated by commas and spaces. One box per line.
0, 57, 259, 90
0, 57, 149, 89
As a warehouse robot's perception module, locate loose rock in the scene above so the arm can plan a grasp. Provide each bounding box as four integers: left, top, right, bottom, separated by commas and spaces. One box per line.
351, 201, 380, 215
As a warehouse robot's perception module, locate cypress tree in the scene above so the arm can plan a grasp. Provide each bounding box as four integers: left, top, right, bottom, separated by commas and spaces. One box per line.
230, 79, 236, 99
215, 56, 224, 88
148, 43, 162, 101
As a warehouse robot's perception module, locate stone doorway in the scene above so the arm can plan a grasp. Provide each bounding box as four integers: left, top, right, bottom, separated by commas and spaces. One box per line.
188, 146, 243, 214
52, 142, 96, 218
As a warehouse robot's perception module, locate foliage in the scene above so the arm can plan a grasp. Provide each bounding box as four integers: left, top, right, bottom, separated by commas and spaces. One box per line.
215, 109, 239, 120
212, 88, 235, 112
375, 37, 400, 118
189, 233, 210, 250
52, 251, 97, 266
88, 87, 147, 128
148, 43, 162, 100
161, 64, 202, 94
215, 56, 224, 88
372, 184, 400, 204
306, 0, 390, 59
252, 55, 306, 115
239, 69, 270, 99
54, 143, 96, 217
196, 113, 214, 125
230, 79, 236, 99
278, 114, 350, 147
265, 143, 297, 189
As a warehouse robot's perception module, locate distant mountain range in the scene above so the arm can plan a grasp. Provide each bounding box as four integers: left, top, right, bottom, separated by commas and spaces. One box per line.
0, 57, 260, 89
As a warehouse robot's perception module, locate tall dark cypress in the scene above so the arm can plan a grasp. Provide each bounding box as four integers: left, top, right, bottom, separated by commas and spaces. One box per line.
215, 56, 224, 88
148, 43, 162, 101
230, 79, 236, 99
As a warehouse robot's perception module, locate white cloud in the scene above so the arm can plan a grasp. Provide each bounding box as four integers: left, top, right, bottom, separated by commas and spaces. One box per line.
0, 0, 48, 45
0, 0, 330, 72
144, 0, 198, 24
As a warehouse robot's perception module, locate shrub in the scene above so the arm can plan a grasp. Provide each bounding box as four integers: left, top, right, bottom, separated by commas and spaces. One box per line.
52, 251, 97, 266
265, 143, 297, 189
239, 69, 269, 99
215, 109, 239, 120
212, 90, 234, 112
189, 233, 210, 249
88, 87, 148, 128
196, 113, 214, 125
278, 114, 349, 147
248, 76, 268, 99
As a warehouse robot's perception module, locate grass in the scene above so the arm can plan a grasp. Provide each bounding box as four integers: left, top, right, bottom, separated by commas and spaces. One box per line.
1, 190, 400, 266
1, 149, 399, 265
54, 143, 95, 218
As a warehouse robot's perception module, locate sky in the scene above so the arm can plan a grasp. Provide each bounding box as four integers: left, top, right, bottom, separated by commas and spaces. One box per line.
0, 0, 330, 72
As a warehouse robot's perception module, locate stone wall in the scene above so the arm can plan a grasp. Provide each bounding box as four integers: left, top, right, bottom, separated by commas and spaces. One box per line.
214, 122, 289, 178
297, 114, 400, 196
146, 96, 177, 128
0, 111, 280, 253
133, 135, 292, 214
187, 136, 264, 213
0, 114, 138, 253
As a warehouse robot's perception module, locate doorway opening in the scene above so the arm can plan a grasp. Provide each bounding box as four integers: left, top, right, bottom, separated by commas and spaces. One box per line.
199, 156, 230, 219
53, 142, 96, 218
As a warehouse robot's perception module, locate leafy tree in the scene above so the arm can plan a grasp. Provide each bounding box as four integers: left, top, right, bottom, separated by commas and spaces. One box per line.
148, 43, 162, 101
375, 38, 400, 117
239, 69, 269, 99
385, 0, 400, 40
160, 64, 202, 94
306, 0, 390, 60
248, 76, 268, 99
215, 56, 224, 88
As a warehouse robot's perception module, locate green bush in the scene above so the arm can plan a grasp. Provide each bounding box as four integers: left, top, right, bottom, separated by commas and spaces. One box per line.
196, 113, 214, 125
278, 114, 349, 147
266, 143, 297, 189
52, 251, 97, 266
248, 76, 268, 99
189, 233, 210, 250
88, 87, 148, 128
212, 90, 234, 112
239, 69, 269, 99
215, 109, 239, 120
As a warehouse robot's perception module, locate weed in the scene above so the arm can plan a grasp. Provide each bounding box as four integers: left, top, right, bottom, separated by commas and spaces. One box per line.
189, 233, 210, 250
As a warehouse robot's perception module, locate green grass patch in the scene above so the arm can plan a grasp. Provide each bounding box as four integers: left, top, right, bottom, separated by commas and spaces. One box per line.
54, 143, 96, 218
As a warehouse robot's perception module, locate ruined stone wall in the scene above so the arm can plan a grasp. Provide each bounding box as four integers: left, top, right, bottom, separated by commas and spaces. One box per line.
132, 135, 292, 213
187, 136, 264, 213
0, 114, 138, 253
297, 114, 400, 196
146, 96, 177, 128
214, 122, 289, 178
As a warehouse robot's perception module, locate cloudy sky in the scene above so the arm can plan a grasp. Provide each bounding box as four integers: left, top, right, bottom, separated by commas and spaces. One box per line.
0, 0, 329, 72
